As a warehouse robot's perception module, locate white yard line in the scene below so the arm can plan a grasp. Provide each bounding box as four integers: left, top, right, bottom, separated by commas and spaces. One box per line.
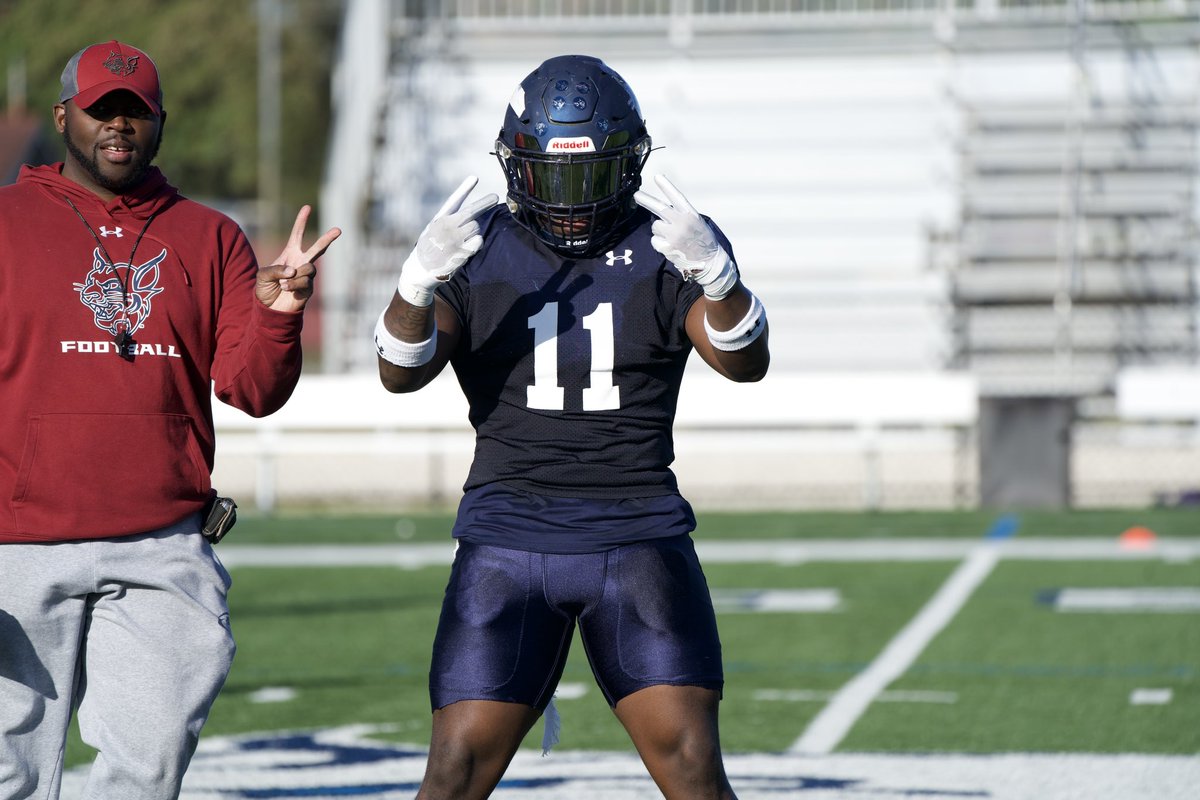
790, 544, 1002, 754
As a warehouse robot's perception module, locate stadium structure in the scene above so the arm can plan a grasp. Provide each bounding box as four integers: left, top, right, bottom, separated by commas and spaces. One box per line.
214, 0, 1200, 511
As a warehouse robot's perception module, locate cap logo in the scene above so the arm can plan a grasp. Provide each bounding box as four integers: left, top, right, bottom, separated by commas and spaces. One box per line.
102, 51, 139, 77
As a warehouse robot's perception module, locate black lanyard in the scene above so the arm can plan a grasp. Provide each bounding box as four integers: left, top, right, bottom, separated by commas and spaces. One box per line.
64, 196, 160, 355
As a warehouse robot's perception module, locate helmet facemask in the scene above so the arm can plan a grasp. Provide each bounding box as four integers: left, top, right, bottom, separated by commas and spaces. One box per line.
496, 132, 651, 255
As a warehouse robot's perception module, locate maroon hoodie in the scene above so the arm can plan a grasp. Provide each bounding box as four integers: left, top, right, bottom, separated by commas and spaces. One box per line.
0, 163, 304, 542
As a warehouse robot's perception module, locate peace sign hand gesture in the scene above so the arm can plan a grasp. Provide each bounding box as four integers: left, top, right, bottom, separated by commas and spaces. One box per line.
399, 176, 498, 307
256, 205, 342, 312
634, 174, 738, 300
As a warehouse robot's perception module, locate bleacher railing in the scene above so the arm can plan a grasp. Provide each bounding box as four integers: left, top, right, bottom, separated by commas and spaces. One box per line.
395, 0, 1197, 22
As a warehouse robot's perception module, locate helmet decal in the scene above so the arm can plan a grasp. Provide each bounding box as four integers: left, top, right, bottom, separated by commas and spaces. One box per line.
546, 137, 597, 153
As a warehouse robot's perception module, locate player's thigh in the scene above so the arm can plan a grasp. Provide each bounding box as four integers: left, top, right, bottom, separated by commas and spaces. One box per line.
428, 698, 542, 764
614, 684, 724, 748
579, 534, 724, 706
430, 542, 574, 710
615, 685, 734, 799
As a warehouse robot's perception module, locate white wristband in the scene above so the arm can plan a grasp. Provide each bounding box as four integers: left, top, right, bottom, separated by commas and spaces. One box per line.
374, 310, 437, 367
704, 292, 766, 352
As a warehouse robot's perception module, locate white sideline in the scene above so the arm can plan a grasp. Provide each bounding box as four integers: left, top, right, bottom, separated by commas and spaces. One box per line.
212, 537, 1200, 569
790, 545, 1002, 754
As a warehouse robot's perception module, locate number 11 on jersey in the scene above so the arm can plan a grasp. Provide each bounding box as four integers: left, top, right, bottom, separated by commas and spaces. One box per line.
527, 302, 621, 412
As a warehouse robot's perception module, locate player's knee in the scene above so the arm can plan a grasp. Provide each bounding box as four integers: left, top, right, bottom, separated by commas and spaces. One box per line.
674, 734, 724, 775
418, 739, 483, 798
644, 728, 730, 793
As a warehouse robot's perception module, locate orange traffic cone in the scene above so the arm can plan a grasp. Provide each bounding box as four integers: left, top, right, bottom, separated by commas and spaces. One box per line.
1119, 526, 1157, 550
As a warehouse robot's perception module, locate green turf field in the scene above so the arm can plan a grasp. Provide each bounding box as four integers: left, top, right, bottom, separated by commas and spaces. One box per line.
65, 509, 1200, 767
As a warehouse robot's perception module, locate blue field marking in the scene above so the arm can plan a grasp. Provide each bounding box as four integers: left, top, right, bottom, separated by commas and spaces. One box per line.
984, 514, 1020, 541
236, 731, 419, 768
240, 786, 421, 797
59, 725, 1200, 799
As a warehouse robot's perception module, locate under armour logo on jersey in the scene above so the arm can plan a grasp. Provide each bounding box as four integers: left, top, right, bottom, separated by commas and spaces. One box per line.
99, 226, 124, 238
605, 249, 633, 267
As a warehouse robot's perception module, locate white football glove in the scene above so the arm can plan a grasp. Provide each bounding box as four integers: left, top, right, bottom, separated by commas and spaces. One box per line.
399, 176, 498, 307
633, 174, 739, 300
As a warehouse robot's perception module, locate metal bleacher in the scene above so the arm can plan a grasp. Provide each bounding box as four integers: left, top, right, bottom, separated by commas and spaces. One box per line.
323, 1, 1199, 386
320, 1, 960, 376
288, 0, 1200, 509
934, 19, 1199, 401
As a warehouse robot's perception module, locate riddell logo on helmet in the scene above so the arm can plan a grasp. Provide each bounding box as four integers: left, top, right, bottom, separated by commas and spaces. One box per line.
546, 137, 596, 153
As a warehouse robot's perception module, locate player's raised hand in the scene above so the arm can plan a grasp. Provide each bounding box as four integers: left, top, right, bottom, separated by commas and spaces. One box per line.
399, 176, 498, 307
634, 174, 738, 300
256, 205, 342, 312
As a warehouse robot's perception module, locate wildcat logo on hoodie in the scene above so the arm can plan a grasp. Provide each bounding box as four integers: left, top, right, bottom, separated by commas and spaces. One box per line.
64, 247, 181, 358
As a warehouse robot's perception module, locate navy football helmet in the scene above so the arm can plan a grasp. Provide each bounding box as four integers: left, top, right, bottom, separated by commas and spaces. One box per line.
495, 55, 652, 255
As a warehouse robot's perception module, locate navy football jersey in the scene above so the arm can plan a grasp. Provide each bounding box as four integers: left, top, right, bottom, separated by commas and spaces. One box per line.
437, 206, 722, 503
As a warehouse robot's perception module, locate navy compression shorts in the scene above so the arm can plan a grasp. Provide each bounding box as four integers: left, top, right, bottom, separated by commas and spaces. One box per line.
428, 534, 725, 710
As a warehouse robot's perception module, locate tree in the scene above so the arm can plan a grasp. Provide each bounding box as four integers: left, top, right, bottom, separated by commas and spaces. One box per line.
0, 0, 342, 234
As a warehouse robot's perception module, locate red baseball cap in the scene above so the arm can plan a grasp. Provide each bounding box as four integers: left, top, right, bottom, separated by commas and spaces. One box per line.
59, 41, 163, 117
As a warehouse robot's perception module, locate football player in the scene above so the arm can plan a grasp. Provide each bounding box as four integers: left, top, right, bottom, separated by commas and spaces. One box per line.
375, 54, 768, 800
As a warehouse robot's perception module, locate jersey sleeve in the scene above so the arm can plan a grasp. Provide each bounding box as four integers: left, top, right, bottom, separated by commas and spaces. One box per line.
437, 262, 470, 336
210, 225, 304, 418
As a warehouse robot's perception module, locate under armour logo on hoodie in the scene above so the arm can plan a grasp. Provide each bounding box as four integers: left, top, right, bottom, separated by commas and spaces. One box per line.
99, 226, 124, 238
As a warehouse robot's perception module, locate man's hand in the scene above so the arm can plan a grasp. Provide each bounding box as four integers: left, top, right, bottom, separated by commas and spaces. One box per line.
399, 176, 497, 307
634, 174, 738, 300
255, 205, 342, 313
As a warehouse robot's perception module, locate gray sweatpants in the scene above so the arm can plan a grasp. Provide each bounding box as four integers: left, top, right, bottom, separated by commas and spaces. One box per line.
0, 517, 235, 800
